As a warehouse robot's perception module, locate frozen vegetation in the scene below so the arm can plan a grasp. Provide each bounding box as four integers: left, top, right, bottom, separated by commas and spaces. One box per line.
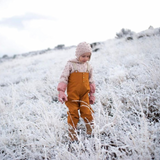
0, 28, 160, 159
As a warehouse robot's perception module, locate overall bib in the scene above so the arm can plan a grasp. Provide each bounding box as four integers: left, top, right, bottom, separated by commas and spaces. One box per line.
65, 65, 94, 140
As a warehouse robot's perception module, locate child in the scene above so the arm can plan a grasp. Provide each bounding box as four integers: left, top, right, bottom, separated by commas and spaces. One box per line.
57, 42, 96, 141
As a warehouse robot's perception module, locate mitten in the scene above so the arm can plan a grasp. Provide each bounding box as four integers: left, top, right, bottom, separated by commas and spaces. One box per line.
90, 83, 96, 94
58, 91, 68, 104
89, 83, 96, 104
89, 93, 95, 104
57, 82, 67, 92
57, 82, 68, 103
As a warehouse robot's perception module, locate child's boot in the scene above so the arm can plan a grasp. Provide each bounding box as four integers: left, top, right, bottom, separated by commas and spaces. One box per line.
86, 122, 94, 136
68, 128, 78, 142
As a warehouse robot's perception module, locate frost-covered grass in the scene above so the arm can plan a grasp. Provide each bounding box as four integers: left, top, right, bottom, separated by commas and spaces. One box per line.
0, 35, 160, 159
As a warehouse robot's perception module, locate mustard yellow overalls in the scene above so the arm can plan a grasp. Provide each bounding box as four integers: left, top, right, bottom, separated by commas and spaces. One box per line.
65, 63, 94, 141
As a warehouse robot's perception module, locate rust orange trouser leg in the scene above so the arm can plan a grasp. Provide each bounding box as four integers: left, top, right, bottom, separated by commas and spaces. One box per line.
66, 101, 79, 141
80, 93, 94, 135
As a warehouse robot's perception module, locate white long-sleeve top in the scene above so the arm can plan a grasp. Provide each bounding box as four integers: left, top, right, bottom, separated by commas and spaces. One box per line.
59, 58, 94, 84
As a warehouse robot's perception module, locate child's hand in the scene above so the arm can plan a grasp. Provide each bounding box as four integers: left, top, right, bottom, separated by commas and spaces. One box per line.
89, 94, 95, 104
58, 91, 68, 104
89, 83, 96, 104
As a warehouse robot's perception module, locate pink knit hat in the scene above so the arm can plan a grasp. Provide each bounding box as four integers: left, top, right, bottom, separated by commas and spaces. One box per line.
75, 42, 92, 58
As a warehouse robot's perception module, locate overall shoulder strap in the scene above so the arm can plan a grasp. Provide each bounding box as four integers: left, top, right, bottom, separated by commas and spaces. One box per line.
72, 63, 78, 72
86, 62, 90, 72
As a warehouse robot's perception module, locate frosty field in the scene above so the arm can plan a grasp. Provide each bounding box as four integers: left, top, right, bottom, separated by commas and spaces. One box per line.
0, 30, 160, 159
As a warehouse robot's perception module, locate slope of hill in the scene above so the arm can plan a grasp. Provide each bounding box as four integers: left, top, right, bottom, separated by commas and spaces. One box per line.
0, 28, 160, 159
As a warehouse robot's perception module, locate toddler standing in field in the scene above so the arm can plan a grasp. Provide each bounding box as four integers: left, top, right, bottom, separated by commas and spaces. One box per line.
57, 42, 96, 141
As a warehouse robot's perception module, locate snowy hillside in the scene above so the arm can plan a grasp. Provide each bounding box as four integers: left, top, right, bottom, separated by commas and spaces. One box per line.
0, 28, 160, 160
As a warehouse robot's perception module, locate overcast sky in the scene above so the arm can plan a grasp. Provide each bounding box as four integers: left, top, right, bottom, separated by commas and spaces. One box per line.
0, 0, 159, 57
